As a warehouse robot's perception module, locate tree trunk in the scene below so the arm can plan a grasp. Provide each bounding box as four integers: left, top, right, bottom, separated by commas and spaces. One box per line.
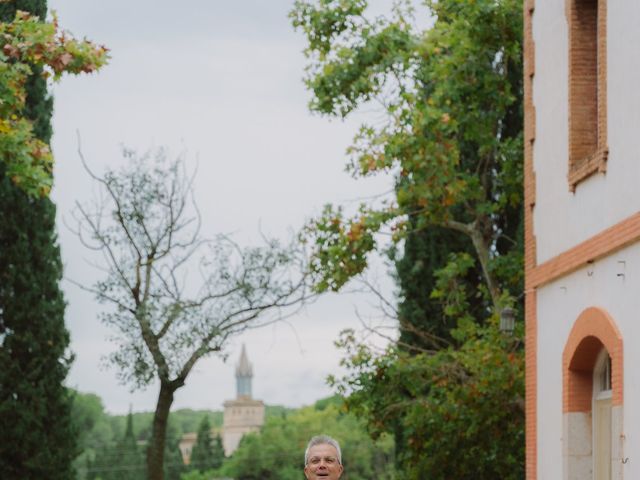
468, 221, 502, 313
147, 382, 175, 480
446, 217, 503, 313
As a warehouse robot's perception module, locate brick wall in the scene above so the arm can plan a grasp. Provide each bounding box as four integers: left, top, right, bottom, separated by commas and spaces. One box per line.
523, 1, 537, 478
567, 0, 608, 190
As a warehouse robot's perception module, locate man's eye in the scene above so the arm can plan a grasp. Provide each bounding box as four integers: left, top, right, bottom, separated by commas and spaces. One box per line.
310, 458, 321, 464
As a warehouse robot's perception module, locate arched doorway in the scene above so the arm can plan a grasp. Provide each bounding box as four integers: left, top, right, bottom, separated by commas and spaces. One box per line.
562, 307, 623, 480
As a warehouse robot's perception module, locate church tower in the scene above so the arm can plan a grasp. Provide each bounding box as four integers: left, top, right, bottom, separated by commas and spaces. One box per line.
222, 345, 265, 456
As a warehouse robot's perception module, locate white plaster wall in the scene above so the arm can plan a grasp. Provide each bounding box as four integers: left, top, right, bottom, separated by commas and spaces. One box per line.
532, 0, 640, 264
537, 242, 640, 478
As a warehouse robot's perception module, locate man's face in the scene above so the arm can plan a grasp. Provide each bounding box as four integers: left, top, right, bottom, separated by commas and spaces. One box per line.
304, 443, 344, 480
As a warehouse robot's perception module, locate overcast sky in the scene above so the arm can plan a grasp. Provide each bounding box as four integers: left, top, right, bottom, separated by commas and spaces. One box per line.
47, 0, 398, 414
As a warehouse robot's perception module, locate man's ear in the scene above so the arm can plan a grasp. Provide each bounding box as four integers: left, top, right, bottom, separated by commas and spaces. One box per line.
304, 465, 311, 479
338, 463, 344, 477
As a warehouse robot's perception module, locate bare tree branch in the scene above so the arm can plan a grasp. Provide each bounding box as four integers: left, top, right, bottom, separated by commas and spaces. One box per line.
72, 146, 312, 480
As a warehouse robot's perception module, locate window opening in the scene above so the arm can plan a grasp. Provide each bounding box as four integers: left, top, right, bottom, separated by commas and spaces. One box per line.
567, 0, 608, 189
593, 348, 612, 399
593, 348, 612, 480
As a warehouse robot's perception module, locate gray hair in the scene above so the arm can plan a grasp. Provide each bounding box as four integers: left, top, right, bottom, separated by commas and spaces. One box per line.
304, 435, 342, 465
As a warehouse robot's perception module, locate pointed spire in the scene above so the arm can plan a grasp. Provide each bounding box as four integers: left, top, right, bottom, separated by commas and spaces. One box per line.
124, 406, 135, 441
235, 344, 253, 398
235, 344, 253, 377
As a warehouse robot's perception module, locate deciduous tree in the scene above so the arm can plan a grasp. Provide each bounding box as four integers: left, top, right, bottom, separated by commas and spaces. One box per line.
291, 0, 524, 477
74, 148, 309, 480
330, 322, 524, 479
221, 399, 395, 480
292, 0, 523, 313
0, 7, 107, 196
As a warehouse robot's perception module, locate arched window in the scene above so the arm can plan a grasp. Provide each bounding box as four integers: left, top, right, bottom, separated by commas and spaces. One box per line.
594, 348, 612, 395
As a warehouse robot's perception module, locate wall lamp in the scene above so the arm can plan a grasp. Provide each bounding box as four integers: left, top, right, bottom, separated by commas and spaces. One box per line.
499, 307, 516, 334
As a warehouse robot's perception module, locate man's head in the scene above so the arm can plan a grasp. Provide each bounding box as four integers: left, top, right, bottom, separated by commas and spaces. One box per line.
304, 435, 344, 480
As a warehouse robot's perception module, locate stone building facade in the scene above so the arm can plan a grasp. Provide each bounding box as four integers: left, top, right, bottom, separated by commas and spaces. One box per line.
178, 345, 265, 463
221, 344, 265, 456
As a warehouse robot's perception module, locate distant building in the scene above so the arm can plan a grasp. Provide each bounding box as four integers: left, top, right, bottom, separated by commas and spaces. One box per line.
222, 344, 265, 456
178, 432, 198, 465
178, 345, 265, 463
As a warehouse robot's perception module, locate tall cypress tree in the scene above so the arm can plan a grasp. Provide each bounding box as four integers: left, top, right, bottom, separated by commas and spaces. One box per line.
87, 411, 145, 480
189, 416, 216, 473
395, 228, 490, 344
210, 433, 224, 470
163, 420, 186, 480
0, 1, 76, 478
390, 219, 480, 469
118, 410, 145, 480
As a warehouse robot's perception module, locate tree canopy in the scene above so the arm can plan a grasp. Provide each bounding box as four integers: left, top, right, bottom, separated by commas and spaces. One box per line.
219, 398, 395, 480
74, 149, 310, 479
0, 9, 107, 196
188, 416, 223, 473
291, 0, 525, 477
293, 0, 523, 313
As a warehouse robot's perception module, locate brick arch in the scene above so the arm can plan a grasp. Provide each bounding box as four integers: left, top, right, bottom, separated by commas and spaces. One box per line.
563, 306, 623, 413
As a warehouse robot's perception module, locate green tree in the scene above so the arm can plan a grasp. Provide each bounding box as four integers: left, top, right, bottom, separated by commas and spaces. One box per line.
179, 472, 207, 480
72, 392, 106, 448
0, 7, 107, 196
87, 410, 145, 480
386, 214, 492, 468
291, 0, 524, 477
0, 0, 51, 143
73, 150, 310, 480
164, 420, 186, 480
210, 434, 224, 470
331, 322, 524, 480
188, 416, 221, 473
71, 390, 113, 478
221, 400, 394, 480
0, 163, 75, 478
292, 0, 523, 312
0, 3, 105, 479
120, 410, 146, 480
393, 224, 483, 349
